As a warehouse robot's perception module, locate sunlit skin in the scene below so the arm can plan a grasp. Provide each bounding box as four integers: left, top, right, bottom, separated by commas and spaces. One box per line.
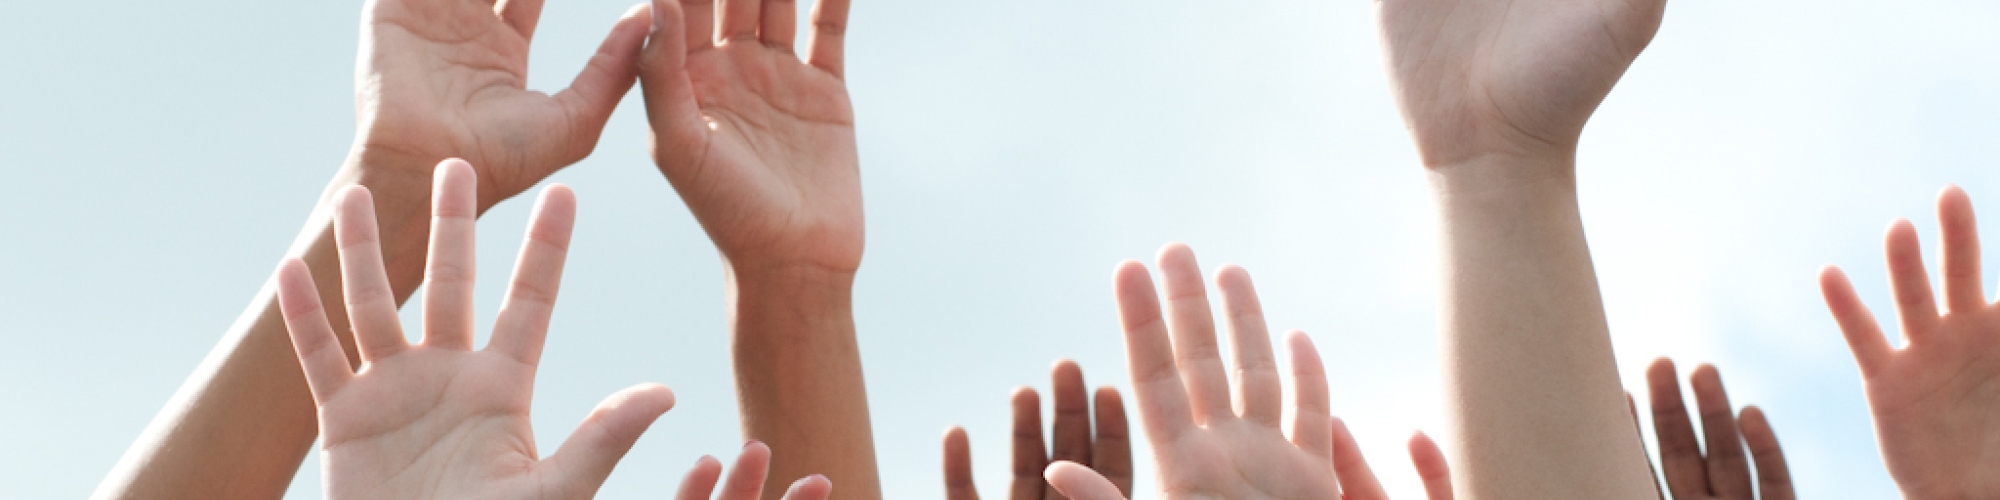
635, 0, 876, 496
1821, 185, 2000, 500
1042, 244, 1439, 500
1377, 0, 1668, 495
1646, 359, 1795, 500
93, 1, 652, 497
942, 360, 1133, 500
276, 161, 833, 499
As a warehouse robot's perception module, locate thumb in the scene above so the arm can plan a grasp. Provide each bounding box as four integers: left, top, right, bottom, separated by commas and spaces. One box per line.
779, 474, 833, 500
544, 383, 677, 495
638, 0, 710, 171
1044, 461, 1125, 500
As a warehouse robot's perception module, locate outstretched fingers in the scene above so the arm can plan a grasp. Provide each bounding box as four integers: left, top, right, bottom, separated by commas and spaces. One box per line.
1286, 331, 1334, 462
1113, 261, 1195, 444
1407, 432, 1454, 500
332, 186, 407, 362
487, 185, 577, 366
422, 160, 479, 350
1043, 461, 1125, 500
1331, 417, 1388, 500
942, 427, 979, 500
546, 383, 678, 494
1938, 185, 1986, 313
275, 259, 352, 402
1216, 265, 1282, 426
1819, 266, 1894, 375
1155, 245, 1233, 424
1738, 406, 1795, 500
1884, 219, 1941, 343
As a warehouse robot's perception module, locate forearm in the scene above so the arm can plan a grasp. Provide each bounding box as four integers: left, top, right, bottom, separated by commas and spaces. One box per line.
94, 156, 432, 499
1428, 155, 1655, 499
726, 263, 881, 500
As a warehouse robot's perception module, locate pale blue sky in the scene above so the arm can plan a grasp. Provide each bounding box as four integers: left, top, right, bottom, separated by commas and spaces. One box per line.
5, 0, 1997, 497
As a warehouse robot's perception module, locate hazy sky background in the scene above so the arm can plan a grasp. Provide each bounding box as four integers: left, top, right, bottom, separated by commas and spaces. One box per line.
5, 0, 1999, 497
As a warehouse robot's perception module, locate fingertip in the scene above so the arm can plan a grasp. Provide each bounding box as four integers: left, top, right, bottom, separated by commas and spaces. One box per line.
1052, 358, 1083, 379
783, 474, 833, 500
1093, 386, 1123, 406
1156, 242, 1194, 267
1689, 363, 1721, 385
614, 382, 678, 416
943, 424, 969, 443
1213, 263, 1252, 287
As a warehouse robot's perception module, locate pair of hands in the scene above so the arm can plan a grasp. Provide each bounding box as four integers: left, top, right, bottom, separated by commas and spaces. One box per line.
1821, 186, 2000, 500
1008, 245, 1453, 500
277, 161, 833, 498
355, 0, 859, 273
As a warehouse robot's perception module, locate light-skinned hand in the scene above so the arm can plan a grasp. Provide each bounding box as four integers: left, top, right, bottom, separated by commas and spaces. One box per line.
943, 360, 1133, 500
637, 0, 861, 274
1820, 185, 2000, 500
1377, 0, 1668, 168
1645, 359, 1794, 500
352, 0, 650, 208
276, 160, 824, 498
1042, 244, 1393, 499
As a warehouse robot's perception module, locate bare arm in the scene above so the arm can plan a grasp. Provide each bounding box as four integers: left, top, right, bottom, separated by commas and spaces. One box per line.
92, 0, 649, 494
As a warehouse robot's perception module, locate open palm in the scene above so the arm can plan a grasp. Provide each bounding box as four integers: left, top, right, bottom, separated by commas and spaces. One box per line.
356, 0, 650, 206
1821, 186, 2000, 500
276, 160, 675, 498
1377, 0, 1667, 165
639, 0, 862, 272
1046, 245, 1391, 500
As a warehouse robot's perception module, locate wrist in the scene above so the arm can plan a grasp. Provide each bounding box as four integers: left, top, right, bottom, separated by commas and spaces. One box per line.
1425, 152, 1578, 199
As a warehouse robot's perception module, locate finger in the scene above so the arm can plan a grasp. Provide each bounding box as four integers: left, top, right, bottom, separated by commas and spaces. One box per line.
678, 0, 715, 49
1049, 360, 1093, 467
780, 474, 833, 500
943, 427, 980, 500
487, 186, 577, 366
1646, 358, 1708, 498
801, 0, 850, 77
545, 383, 677, 494
717, 0, 760, 41
1331, 417, 1388, 500
1091, 387, 1133, 497
1155, 244, 1233, 424
1113, 260, 1195, 444
1407, 432, 1454, 500
1286, 331, 1333, 462
1007, 388, 1048, 500
1043, 462, 1125, 500
551, 5, 651, 170
672, 455, 726, 500
495, 0, 548, 41
332, 186, 407, 362
1689, 364, 1752, 497
275, 259, 352, 402
639, 0, 713, 175
421, 159, 478, 350
1738, 406, 1795, 500
1938, 185, 1986, 312
716, 441, 774, 500
1216, 265, 1282, 426
760, 0, 797, 52
1885, 219, 1942, 343
1819, 266, 1895, 375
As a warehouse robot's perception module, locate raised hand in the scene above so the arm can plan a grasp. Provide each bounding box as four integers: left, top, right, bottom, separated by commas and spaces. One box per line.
1820, 185, 2000, 500
674, 441, 835, 500
1043, 244, 1391, 500
354, 0, 651, 208
1645, 359, 1794, 500
275, 160, 673, 498
1377, 0, 1668, 168
638, 0, 861, 273
942, 361, 1133, 500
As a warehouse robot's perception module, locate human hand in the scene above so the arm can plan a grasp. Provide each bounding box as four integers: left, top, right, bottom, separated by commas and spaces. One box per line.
1043, 244, 1391, 499
1820, 185, 2000, 500
1376, 0, 1668, 168
674, 441, 834, 500
276, 160, 673, 498
352, 0, 650, 209
942, 361, 1133, 500
1645, 359, 1793, 500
